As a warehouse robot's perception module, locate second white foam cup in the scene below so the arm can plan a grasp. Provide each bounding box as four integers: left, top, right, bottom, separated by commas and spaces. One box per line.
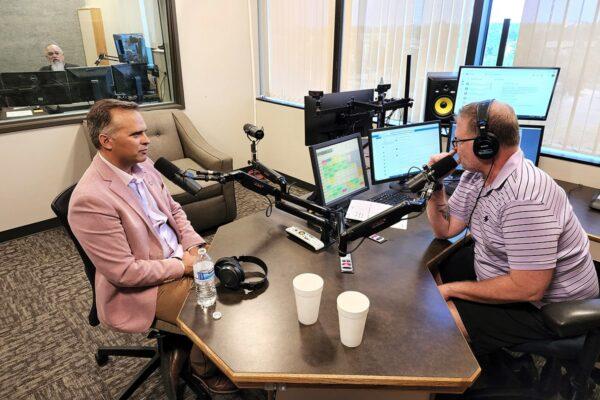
293, 273, 324, 325
337, 291, 370, 347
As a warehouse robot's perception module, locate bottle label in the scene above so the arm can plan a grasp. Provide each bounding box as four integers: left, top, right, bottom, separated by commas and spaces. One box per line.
196, 270, 214, 281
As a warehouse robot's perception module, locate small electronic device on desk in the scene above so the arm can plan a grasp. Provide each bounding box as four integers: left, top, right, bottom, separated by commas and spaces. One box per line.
367, 121, 440, 205
591, 192, 600, 211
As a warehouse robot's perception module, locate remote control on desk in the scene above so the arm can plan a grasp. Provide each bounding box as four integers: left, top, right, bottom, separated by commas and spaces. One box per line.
285, 226, 325, 251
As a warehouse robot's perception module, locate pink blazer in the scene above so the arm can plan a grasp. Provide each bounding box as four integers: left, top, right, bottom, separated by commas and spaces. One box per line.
68, 155, 204, 333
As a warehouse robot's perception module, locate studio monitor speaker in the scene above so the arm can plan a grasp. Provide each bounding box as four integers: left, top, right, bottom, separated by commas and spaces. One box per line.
424, 72, 457, 123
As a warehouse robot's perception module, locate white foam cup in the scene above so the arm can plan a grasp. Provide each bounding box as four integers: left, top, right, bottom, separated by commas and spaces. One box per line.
293, 273, 324, 325
337, 291, 370, 347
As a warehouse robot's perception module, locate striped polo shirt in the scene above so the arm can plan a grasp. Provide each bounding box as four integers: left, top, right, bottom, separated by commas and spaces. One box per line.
448, 150, 598, 305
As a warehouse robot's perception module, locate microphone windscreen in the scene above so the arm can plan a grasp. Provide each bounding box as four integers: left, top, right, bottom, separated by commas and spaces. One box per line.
431, 155, 458, 180
154, 157, 180, 180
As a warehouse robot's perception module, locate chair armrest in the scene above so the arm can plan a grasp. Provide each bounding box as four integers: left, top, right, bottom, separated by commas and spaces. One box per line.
172, 110, 233, 172
541, 299, 600, 338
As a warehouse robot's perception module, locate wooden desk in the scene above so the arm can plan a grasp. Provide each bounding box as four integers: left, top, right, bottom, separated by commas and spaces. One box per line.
557, 180, 600, 242
177, 209, 480, 398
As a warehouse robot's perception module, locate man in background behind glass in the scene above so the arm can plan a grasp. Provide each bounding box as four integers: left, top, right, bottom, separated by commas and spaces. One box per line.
39, 44, 78, 71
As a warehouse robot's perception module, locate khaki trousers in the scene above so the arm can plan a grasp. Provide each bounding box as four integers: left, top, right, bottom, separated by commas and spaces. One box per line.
156, 277, 215, 376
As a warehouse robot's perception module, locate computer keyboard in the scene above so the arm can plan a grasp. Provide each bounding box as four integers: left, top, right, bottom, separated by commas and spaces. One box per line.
368, 190, 413, 206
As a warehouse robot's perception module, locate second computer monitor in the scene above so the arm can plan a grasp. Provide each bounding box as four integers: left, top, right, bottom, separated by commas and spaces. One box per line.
0, 71, 71, 106
66, 66, 114, 102
309, 133, 369, 207
369, 121, 441, 185
445, 123, 545, 169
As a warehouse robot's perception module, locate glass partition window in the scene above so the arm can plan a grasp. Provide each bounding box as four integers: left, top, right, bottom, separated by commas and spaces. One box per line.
0, 0, 176, 124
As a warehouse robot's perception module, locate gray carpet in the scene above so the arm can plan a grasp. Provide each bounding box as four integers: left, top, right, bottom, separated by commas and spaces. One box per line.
0, 183, 303, 400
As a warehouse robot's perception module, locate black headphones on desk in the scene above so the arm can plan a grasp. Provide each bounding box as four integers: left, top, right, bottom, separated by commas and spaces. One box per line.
473, 99, 499, 160
214, 255, 268, 291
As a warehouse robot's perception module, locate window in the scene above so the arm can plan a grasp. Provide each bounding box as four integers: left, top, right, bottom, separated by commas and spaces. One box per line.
0, 0, 182, 133
340, 0, 474, 123
476, 0, 600, 164
481, 0, 525, 66
258, 0, 336, 105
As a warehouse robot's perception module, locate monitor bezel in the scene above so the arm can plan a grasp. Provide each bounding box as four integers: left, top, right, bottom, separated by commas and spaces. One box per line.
445, 122, 545, 166
368, 121, 442, 185
304, 89, 374, 146
309, 132, 370, 207
455, 66, 560, 121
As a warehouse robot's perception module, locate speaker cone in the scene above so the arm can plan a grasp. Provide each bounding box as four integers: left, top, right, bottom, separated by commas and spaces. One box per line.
433, 96, 454, 118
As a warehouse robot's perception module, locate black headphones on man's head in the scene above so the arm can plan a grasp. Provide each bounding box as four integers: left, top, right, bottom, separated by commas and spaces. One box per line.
214, 255, 268, 291
473, 99, 499, 160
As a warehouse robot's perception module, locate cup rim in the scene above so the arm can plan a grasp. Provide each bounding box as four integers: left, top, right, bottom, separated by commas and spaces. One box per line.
337, 291, 370, 314
293, 273, 324, 293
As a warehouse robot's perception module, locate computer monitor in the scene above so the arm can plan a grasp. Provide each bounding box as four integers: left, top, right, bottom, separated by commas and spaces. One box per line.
111, 63, 150, 102
66, 66, 114, 102
304, 89, 374, 146
309, 133, 369, 207
113, 33, 154, 67
369, 121, 441, 186
0, 71, 71, 106
445, 123, 545, 170
454, 66, 560, 120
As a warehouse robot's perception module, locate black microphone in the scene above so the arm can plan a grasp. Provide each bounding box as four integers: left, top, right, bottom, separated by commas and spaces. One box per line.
94, 53, 105, 66
154, 157, 202, 196
406, 155, 458, 193
243, 123, 264, 140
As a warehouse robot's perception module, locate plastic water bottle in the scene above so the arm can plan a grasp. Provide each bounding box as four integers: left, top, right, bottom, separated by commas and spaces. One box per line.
193, 248, 217, 309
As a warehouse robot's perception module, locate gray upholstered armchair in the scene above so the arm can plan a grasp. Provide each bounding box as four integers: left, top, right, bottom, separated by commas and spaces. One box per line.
80, 108, 237, 232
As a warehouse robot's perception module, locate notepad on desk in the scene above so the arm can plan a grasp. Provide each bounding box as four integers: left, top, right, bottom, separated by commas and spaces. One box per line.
345, 199, 407, 230
6, 110, 33, 118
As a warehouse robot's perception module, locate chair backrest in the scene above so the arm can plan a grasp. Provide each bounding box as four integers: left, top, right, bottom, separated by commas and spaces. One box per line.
50, 184, 100, 327
81, 109, 185, 162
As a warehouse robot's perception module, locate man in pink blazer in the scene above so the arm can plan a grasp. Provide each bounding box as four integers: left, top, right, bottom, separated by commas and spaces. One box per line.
68, 99, 236, 394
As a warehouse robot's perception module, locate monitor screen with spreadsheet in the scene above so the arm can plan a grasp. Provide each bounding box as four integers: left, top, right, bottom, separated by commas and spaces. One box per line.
445, 123, 545, 170
369, 121, 441, 185
309, 133, 369, 207
454, 66, 559, 120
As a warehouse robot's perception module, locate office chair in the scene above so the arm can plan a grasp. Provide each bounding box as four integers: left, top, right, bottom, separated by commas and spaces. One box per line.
51, 184, 209, 400
436, 238, 600, 400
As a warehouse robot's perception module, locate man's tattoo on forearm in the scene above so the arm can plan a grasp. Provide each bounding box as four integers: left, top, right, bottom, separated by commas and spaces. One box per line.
437, 203, 450, 221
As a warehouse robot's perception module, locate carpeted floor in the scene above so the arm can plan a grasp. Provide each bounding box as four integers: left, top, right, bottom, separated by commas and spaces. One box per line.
0, 183, 302, 400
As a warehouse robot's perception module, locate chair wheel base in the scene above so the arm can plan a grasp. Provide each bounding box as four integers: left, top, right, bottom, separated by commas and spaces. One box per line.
95, 352, 109, 366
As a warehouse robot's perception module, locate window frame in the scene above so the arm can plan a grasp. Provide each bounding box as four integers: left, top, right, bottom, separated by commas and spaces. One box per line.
0, 0, 185, 135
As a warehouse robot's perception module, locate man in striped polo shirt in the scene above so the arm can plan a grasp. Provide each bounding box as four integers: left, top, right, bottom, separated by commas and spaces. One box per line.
427, 99, 598, 357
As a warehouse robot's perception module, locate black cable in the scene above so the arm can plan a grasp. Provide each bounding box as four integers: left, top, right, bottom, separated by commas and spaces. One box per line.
345, 236, 368, 255
264, 195, 273, 217
463, 158, 495, 241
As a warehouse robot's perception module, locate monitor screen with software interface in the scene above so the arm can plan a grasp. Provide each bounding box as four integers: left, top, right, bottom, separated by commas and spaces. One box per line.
445, 123, 545, 171
369, 121, 441, 185
309, 133, 369, 207
454, 67, 559, 120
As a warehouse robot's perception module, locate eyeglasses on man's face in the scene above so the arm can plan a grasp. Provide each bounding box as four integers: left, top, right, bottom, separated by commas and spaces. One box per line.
451, 137, 477, 148
47, 51, 62, 56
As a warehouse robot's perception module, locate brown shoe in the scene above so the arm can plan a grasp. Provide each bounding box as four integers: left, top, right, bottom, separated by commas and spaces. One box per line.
190, 370, 239, 395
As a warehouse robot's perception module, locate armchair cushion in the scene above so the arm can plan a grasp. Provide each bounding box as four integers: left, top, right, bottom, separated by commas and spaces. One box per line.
541, 298, 600, 337
166, 158, 223, 204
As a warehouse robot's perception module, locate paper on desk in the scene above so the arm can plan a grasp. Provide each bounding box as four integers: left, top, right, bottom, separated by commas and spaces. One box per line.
6, 110, 33, 118
345, 199, 407, 230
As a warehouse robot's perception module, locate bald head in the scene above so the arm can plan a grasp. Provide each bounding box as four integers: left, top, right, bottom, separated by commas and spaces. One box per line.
44, 44, 65, 65
457, 100, 520, 148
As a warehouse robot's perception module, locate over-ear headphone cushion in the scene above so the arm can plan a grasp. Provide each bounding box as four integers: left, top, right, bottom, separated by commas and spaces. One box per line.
215, 257, 245, 290
473, 133, 499, 160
